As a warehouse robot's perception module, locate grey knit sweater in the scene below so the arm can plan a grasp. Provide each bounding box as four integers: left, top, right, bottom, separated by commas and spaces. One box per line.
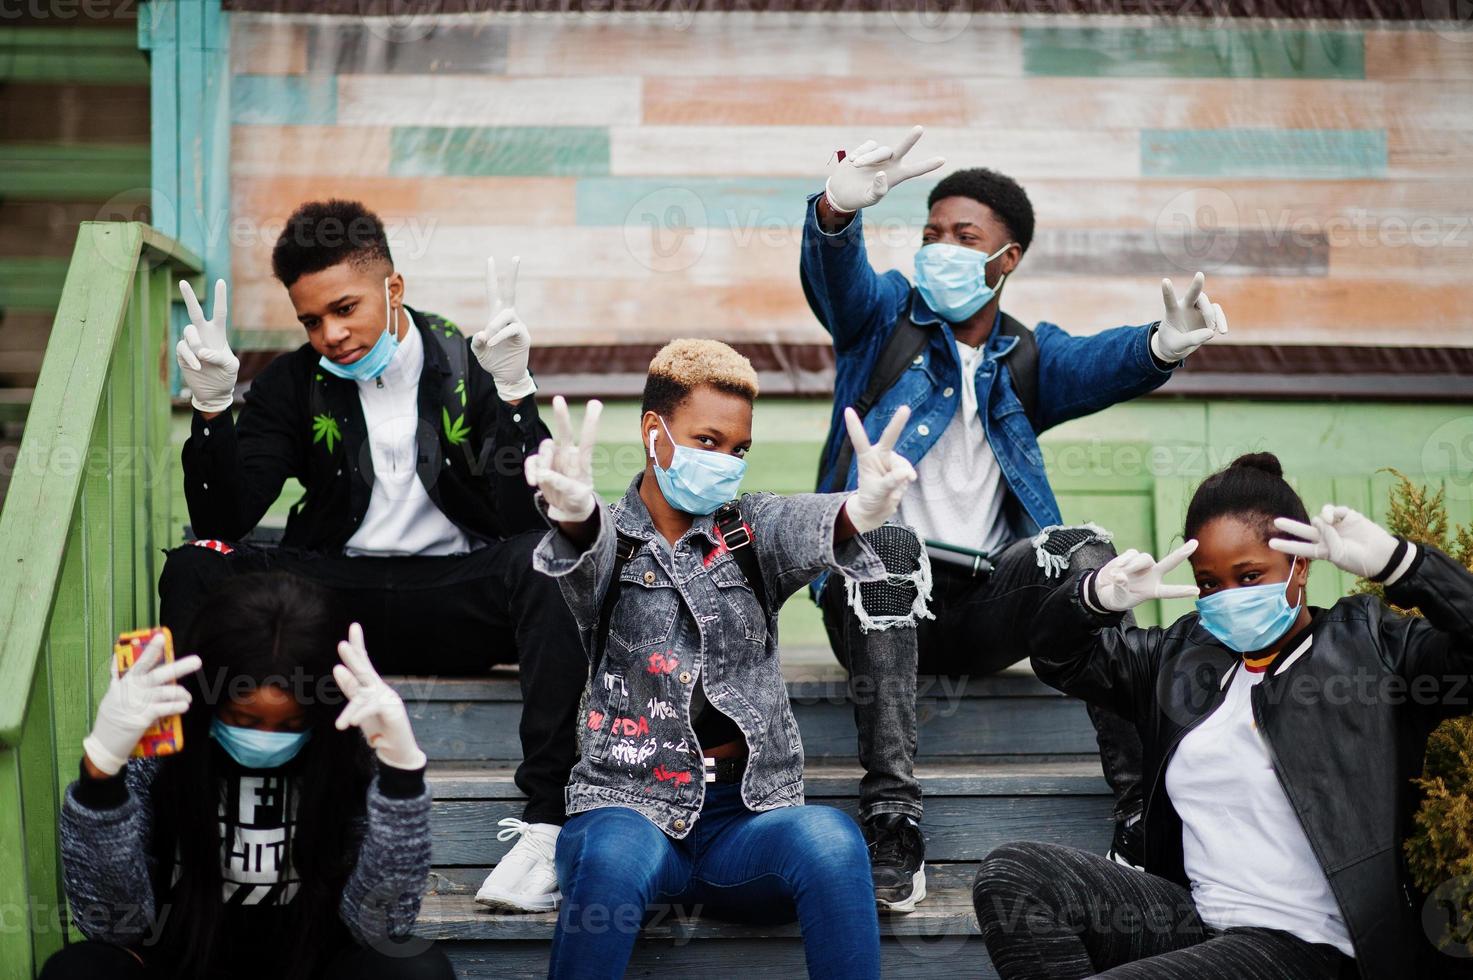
58, 754, 433, 949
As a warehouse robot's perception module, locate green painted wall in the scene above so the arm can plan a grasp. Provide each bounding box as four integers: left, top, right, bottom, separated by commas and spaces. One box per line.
170, 396, 1473, 650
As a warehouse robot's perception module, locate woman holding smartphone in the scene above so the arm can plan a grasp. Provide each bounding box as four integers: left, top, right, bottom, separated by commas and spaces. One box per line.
40, 572, 452, 980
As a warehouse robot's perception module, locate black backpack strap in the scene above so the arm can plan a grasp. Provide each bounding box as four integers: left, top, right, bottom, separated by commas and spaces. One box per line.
415, 310, 471, 415
593, 503, 768, 672
819, 310, 930, 493
592, 531, 642, 677
712, 499, 768, 616
996, 312, 1041, 432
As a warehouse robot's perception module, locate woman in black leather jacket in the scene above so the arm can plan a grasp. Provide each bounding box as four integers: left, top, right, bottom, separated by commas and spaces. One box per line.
972, 452, 1471, 980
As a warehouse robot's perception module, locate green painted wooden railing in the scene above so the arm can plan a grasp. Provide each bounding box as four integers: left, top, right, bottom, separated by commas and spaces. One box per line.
0, 222, 200, 979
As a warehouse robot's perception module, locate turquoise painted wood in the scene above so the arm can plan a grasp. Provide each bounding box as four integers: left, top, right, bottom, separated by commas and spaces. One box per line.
1021, 26, 1365, 79
0, 223, 200, 980
140, 0, 231, 397
232, 74, 338, 125
1141, 128, 1387, 180
390, 126, 611, 177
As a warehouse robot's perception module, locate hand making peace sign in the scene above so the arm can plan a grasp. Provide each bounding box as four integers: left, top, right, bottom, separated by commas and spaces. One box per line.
525, 395, 604, 524
1153, 272, 1227, 363
842, 405, 919, 534
175, 279, 239, 415
333, 622, 427, 771
471, 255, 537, 402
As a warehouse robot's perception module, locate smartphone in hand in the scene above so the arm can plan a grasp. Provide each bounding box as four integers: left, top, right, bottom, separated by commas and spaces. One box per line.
115, 627, 185, 757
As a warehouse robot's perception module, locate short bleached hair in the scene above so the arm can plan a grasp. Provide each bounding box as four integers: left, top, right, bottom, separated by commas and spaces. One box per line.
641, 339, 758, 416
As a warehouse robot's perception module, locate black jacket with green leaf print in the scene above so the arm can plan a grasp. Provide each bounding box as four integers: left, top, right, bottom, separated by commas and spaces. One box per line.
182, 307, 549, 551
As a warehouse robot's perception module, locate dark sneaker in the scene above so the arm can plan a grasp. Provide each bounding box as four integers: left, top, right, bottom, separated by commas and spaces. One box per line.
1107, 814, 1144, 871
863, 812, 927, 913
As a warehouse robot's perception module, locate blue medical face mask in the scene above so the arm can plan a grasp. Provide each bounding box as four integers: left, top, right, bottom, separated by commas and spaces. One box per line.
649, 416, 747, 516
210, 716, 311, 769
913, 241, 1014, 323
318, 277, 399, 381
1194, 557, 1303, 654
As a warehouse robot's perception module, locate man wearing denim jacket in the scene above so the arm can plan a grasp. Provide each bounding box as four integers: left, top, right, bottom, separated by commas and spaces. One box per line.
801, 126, 1228, 911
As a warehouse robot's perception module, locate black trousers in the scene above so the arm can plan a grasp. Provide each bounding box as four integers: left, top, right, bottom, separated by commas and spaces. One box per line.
39, 938, 456, 980
821, 529, 1144, 822
973, 841, 1357, 980
158, 530, 584, 825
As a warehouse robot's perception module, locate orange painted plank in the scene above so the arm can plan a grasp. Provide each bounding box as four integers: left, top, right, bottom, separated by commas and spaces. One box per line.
1364, 29, 1473, 80
962, 77, 1466, 133
227, 272, 830, 344
232, 175, 577, 226
231, 126, 390, 176
225, 272, 1473, 348
1021, 178, 1473, 230
642, 76, 968, 126
505, 14, 1020, 78
1003, 277, 1473, 347
1387, 127, 1473, 178
1329, 237, 1473, 281
336, 75, 641, 127
506, 17, 852, 77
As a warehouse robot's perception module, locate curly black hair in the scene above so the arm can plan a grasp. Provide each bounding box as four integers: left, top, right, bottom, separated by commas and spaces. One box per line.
927, 168, 1035, 253
271, 199, 393, 287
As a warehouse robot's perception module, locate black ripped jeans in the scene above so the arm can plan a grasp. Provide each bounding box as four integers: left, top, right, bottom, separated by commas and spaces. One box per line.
157, 530, 584, 826
821, 530, 1144, 823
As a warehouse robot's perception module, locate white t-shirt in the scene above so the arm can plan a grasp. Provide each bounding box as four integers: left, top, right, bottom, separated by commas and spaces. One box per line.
895, 340, 1008, 553
1165, 637, 1354, 957
343, 315, 474, 557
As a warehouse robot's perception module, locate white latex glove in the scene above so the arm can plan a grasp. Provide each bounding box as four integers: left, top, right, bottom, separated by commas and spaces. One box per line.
175, 279, 239, 414
824, 125, 946, 215
471, 256, 536, 402
525, 395, 603, 523
83, 634, 202, 777
842, 405, 918, 534
333, 622, 427, 771
1152, 272, 1227, 363
1089, 541, 1201, 613
1270, 504, 1400, 579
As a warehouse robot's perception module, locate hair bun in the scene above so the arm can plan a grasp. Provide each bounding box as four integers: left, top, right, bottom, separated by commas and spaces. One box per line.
1229, 452, 1284, 479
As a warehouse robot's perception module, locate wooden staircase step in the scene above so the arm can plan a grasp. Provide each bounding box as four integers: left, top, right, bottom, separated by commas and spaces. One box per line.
426, 759, 1113, 867
390, 663, 1061, 700
420, 861, 982, 940
391, 667, 1101, 763
426, 758, 1108, 800
419, 862, 998, 978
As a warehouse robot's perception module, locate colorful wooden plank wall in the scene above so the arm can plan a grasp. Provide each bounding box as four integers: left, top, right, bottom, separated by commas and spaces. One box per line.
225, 14, 1473, 353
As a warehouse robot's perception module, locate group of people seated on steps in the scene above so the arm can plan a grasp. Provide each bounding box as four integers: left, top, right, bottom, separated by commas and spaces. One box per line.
39, 126, 1468, 980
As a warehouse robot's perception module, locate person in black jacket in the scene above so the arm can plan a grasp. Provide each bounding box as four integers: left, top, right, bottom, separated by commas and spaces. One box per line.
156, 199, 583, 913
973, 452, 1472, 980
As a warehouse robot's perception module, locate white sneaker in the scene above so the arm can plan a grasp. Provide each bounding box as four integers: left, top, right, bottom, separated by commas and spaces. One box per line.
475, 819, 562, 913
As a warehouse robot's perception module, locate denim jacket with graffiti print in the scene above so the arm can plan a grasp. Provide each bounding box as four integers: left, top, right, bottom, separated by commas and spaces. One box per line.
533, 474, 884, 838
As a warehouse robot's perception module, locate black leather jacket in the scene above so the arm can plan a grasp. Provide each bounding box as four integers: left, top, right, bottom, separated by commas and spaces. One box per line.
1031, 542, 1473, 980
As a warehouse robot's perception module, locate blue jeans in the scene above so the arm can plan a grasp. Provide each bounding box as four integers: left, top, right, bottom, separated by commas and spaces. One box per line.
549, 782, 881, 979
